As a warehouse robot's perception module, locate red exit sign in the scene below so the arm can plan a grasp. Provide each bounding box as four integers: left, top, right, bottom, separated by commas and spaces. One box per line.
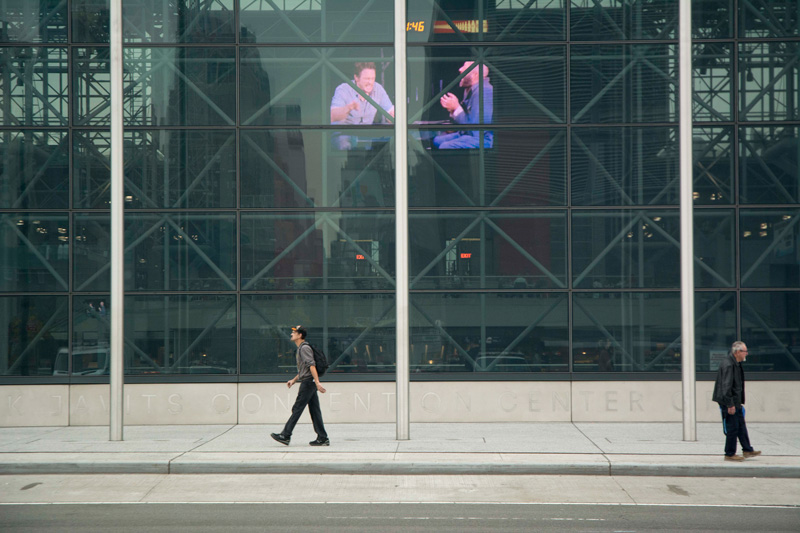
460, 253, 472, 259
356, 254, 365, 260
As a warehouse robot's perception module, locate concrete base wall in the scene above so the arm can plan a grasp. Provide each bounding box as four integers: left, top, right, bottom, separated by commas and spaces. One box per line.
1, 381, 798, 426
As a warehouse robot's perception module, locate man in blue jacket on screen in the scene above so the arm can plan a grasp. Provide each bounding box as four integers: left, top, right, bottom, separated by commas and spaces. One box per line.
434, 61, 493, 149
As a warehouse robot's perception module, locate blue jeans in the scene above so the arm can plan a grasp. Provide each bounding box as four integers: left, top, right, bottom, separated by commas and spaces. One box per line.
433, 132, 480, 149
721, 407, 753, 456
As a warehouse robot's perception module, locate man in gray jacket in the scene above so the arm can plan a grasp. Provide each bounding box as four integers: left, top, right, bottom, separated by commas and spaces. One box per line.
712, 341, 760, 461
271, 325, 329, 446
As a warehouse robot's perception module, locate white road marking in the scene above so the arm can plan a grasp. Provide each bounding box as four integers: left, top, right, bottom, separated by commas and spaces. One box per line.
0, 502, 797, 509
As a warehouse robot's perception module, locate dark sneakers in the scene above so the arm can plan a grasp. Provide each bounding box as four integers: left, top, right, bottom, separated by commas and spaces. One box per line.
272, 433, 328, 446
270, 433, 290, 446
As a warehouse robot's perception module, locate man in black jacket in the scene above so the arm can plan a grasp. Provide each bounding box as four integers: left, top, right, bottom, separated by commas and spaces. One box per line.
712, 341, 761, 462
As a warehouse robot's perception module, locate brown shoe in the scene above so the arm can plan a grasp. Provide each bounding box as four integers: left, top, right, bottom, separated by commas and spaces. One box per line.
724, 455, 745, 462
743, 450, 762, 458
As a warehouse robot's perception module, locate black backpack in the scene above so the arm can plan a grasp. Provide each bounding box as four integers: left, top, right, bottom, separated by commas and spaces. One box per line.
303, 342, 329, 377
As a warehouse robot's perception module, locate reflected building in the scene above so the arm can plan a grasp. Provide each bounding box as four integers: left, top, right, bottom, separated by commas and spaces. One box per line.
0, 1, 799, 424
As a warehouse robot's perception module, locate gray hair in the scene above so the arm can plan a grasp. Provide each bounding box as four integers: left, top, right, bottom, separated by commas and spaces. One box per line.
731, 341, 747, 354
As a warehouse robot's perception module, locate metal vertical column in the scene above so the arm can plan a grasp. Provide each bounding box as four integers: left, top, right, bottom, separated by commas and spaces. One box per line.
109, 0, 125, 441
679, 0, 696, 441
394, 0, 410, 440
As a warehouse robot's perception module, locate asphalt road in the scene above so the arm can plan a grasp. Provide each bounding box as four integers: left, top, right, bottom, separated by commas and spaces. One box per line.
2, 502, 799, 532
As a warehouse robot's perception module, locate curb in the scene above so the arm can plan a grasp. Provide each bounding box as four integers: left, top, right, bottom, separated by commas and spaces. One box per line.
167, 461, 610, 476
1, 455, 798, 478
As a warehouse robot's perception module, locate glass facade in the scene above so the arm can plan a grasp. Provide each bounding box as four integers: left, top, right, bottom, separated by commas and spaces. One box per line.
1, 1, 798, 381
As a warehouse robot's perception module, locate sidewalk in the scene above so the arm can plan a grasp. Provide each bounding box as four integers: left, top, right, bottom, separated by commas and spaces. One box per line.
1, 422, 798, 478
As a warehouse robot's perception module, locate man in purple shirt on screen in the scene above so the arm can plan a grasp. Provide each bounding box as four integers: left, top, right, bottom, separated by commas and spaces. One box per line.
331, 62, 394, 150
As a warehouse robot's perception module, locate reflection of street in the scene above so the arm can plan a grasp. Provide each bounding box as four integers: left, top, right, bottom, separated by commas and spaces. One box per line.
4, 302, 64, 376
336, 144, 395, 208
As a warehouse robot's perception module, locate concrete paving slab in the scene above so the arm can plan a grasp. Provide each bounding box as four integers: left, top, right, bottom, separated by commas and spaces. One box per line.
0, 425, 233, 453
0, 474, 168, 503
0, 427, 65, 450
142, 473, 635, 504
574, 422, 799, 456
748, 423, 800, 454
196, 424, 401, 453
484, 423, 601, 454
395, 422, 600, 453
615, 476, 800, 507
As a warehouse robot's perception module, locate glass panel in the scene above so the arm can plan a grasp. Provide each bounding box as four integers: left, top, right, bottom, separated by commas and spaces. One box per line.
693, 126, 734, 206
572, 210, 680, 289
740, 209, 800, 288
406, 0, 566, 43
240, 47, 394, 127
124, 294, 236, 375
571, 127, 678, 206
241, 212, 395, 291
0, 47, 68, 126
0, 213, 69, 292
70, 295, 111, 375
739, 42, 800, 122
124, 0, 235, 43
738, 0, 799, 38
126, 130, 236, 209
126, 213, 236, 291
73, 46, 109, 126
693, 0, 734, 39
408, 46, 565, 127
0, 295, 68, 376
76, 47, 239, 127
241, 293, 396, 375
73, 213, 110, 292
571, 44, 678, 124
73, 130, 110, 209
241, 0, 393, 43
695, 291, 736, 372
409, 211, 567, 290
693, 42, 733, 122
741, 292, 800, 373
570, 0, 678, 40
409, 128, 567, 207
0, 130, 68, 209
573, 292, 681, 372
124, 47, 236, 126
739, 126, 799, 204
0, 0, 68, 42
695, 209, 735, 288
410, 292, 568, 374
76, 130, 234, 209
241, 129, 394, 208
72, 0, 109, 43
